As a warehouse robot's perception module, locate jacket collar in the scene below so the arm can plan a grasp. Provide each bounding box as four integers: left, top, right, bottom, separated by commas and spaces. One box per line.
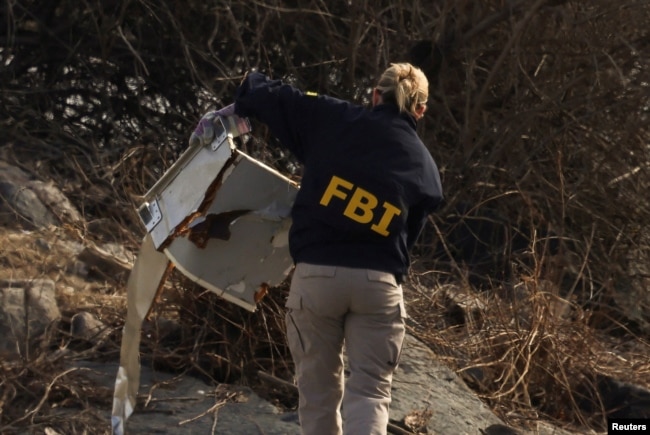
372, 104, 417, 129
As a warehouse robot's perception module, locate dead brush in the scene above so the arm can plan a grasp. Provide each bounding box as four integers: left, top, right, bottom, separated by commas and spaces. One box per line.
0, 325, 112, 434
136, 272, 297, 407
407, 266, 650, 433
468, 278, 597, 429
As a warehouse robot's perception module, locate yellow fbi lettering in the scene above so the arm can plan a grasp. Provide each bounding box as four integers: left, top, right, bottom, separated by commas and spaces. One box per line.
319, 175, 401, 236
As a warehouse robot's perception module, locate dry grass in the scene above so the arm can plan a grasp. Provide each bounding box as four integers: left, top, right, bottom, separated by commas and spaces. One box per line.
405, 267, 650, 433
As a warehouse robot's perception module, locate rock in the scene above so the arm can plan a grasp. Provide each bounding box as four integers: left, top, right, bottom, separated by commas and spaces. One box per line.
27, 178, 82, 224
391, 334, 507, 434
74, 360, 303, 435
439, 283, 487, 328
77, 241, 135, 280
0, 160, 81, 229
70, 311, 110, 343
0, 178, 58, 228
67, 333, 577, 435
0, 279, 61, 358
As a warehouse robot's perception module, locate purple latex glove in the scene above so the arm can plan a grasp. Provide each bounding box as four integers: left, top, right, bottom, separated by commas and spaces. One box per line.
188, 104, 235, 147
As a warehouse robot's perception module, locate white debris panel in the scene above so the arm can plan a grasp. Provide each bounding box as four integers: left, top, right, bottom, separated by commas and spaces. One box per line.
112, 117, 299, 434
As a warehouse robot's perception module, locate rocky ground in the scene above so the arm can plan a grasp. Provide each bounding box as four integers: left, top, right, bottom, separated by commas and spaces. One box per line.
1, 160, 649, 434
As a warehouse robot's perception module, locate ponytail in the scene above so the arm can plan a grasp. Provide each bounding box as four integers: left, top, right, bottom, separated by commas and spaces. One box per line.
375, 63, 429, 117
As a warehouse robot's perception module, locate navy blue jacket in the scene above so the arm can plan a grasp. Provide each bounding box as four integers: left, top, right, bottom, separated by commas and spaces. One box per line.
234, 72, 443, 281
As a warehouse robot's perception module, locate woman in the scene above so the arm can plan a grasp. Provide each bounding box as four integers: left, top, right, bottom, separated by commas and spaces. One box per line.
229, 63, 443, 435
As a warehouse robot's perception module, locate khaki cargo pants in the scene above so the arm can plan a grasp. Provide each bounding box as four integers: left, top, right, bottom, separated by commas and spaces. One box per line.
285, 263, 406, 435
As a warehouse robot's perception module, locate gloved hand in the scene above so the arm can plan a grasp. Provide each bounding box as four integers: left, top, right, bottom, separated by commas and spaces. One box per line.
188, 104, 235, 147
214, 103, 235, 118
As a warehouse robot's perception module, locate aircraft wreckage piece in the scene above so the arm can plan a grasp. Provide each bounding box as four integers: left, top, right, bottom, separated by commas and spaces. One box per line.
112, 115, 299, 434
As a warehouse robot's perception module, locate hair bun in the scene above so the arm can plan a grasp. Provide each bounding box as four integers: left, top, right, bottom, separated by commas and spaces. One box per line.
376, 63, 429, 116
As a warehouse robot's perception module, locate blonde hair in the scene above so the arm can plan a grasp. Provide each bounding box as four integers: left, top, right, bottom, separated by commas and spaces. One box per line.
375, 63, 429, 116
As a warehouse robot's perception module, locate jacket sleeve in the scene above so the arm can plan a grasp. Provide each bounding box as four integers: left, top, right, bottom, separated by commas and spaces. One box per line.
406, 168, 443, 249
406, 197, 439, 249
233, 71, 315, 162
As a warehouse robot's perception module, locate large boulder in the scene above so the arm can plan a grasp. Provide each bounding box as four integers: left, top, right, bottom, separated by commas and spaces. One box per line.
0, 279, 61, 358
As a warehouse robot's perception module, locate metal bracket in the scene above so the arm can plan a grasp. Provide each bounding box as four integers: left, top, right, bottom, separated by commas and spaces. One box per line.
137, 200, 162, 232
210, 117, 229, 151
210, 115, 252, 151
